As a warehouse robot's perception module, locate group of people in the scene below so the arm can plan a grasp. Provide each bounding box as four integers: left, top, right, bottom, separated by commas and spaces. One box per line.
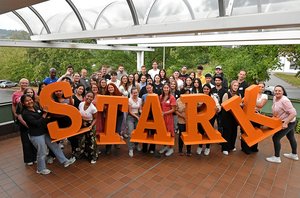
12, 62, 298, 174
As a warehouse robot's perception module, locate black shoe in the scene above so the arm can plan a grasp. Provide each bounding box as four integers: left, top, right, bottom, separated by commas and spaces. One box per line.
242, 149, 252, 155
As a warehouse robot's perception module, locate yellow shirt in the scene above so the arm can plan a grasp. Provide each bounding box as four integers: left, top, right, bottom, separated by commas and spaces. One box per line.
196, 74, 206, 85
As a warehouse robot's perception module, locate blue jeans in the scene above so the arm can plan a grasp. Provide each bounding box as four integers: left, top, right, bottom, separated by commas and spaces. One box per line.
127, 114, 138, 150
29, 134, 68, 171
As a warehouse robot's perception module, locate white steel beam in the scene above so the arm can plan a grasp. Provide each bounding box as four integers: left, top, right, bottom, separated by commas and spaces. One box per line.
96, 30, 300, 45
31, 11, 300, 41
0, 40, 154, 51
138, 40, 300, 47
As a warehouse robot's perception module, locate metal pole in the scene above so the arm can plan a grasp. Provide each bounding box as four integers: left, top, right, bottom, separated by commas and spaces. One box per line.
163, 47, 166, 69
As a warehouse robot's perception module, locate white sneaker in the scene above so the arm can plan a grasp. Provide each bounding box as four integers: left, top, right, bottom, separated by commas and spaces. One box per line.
283, 153, 299, 161
149, 150, 154, 154
222, 151, 229, 155
90, 159, 97, 164
26, 162, 34, 166
36, 169, 51, 175
159, 146, 168, 154
196, 147, 202, 155
204, 148, 210, 156
47, 156, 54, 164
64, 157, 76, 167
266, 156, 281, 163
232, 148, 237, 152
165, 148, 174, 157
129, 149, 133, 157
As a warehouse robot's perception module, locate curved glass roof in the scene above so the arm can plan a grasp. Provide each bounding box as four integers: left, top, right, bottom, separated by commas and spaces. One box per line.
0, 0, 300, 46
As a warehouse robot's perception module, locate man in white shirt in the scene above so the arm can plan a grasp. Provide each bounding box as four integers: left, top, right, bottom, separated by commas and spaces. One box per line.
107, 71, 120, 87
148, 61, 160, 80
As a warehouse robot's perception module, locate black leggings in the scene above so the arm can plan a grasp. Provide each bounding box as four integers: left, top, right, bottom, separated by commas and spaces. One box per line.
272, 122, 297, 157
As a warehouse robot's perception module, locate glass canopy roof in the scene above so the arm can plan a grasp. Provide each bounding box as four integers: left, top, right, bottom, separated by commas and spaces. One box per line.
0, 0, 300, 46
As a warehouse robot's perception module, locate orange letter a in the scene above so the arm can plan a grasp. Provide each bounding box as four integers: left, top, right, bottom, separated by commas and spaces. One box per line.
130, 94, 174, 145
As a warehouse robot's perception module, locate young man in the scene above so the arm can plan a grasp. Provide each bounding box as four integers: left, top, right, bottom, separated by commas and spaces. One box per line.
138, 65, 150, 81
43, 68, 58, 85
196, 65, 206, 85
212, 65, 228, 91
117, 64, 127, 80
101, 65, 111, 80
148, 61, 160, 80
107, 71, 120, 87
79, 68, 90, 91
179, 66, 189, 81
204, 73, 215, 88
237, 70, 248, 98
211, 75, 227, 134
57, 65, 74, 82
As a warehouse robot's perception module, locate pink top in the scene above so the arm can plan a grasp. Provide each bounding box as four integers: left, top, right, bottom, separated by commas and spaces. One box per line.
272, 96, 296, 123
12, 91, 23, 106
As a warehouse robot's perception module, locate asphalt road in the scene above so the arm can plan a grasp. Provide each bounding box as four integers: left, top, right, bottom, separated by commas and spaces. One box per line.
265, 73, 300, 99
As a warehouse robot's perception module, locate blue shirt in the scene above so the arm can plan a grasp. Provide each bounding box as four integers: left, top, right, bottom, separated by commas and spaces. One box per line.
43, 77, 58, 85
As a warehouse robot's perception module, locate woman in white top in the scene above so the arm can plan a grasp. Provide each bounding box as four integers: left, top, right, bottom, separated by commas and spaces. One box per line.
77, 92, 98, 164
127, 87, 142, 157
118, 75, 129, 97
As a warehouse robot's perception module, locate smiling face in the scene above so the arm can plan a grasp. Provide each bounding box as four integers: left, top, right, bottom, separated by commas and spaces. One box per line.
100, 79, 107, 88
231, 82, 239, 92
163, 84, 170, 95
54, 90, 63, 98
22, 96, 34, 108
202, 86, 211, 95
121, 76, 128, 84
108, 84, 115, 94
25, 88, 34, 97
77, 86, 84, 95
19, 79, 29, 90
274, 86, 284, 99
85, 92, 94, 104
146, 84, 153, 93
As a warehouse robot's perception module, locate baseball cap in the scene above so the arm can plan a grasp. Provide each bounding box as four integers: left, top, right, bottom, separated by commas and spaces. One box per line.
213, 75, 223, 81
215, 65, 222, 70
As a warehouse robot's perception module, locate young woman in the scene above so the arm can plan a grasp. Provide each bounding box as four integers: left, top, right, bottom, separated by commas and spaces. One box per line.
196, 84, 221, 156
176, 88, 192, 156
221, 80, 239, 155
119, 75, 129, 97
128, 73, 140, 93
77, 92, 99, 164
153, 74, 163, 95
191, 78, 202, 94
158, 83, 176, 156
105, 83, 124, 154
189, 72, 196, 80
127, 87, 142, 157
98, 78, 107, 95
159, 69, 168, 84
21, 95, 75, 175
266, 85, 298, 163
184, 77, 193, 92
15, 86, 37, 166
141, 83, 156, 154
170, 81, 180, 100
72, 84, 85, 109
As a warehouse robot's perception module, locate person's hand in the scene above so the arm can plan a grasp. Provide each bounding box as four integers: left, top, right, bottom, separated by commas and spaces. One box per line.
43, 106, 48, 113
282, 122, 288, 129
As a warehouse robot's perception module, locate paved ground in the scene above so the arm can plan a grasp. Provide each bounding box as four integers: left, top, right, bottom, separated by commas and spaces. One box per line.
0, 134, 299, 198
265, 73, 300, 99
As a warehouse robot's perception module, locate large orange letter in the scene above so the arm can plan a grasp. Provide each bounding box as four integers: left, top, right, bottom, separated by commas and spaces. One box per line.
222, 85, 282, 146
130, 94, 174, 145
180, 94, 226, 145
95, 95, 127, 145
39, 82, 85, 142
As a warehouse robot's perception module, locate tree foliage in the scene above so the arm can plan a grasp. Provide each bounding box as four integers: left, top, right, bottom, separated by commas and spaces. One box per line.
0, 44, 296, 84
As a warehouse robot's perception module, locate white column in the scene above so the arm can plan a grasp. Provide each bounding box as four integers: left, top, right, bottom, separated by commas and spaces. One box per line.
136, 51, 144, 71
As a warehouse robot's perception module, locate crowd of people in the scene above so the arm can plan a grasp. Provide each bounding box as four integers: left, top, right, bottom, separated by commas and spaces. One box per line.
11, 62, 298, 175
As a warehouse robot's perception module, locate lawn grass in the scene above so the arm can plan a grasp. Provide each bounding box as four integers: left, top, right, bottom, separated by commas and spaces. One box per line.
274, 72, 300, 87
